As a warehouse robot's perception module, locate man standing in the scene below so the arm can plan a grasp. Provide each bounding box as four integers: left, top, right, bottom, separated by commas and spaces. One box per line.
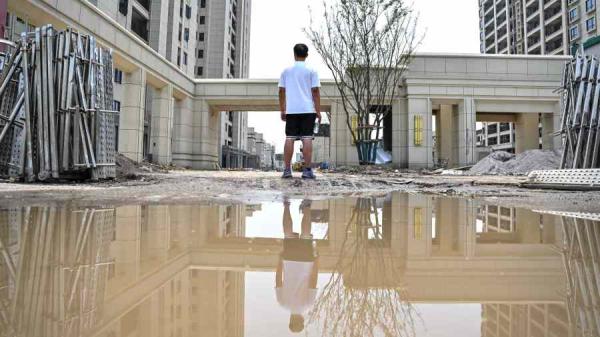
276, 199, 319, 333
279, 44, 321, 179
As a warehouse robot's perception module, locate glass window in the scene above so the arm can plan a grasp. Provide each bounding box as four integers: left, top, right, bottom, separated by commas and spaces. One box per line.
184, 52, 187, 65
200, 16, 206, 24
184, 28, 189, 41
586, 0, 596, 12
199, 32, 205, 41
198, 49, 204, 58
185, 5, 192, 19
569, 8, 578, 22
587, 17, 596, 31
178, 23, 182, 41
114, 69, 123, 84
201, 0, 206, 8
177, 47, 181, 66
570, 25, 580, 39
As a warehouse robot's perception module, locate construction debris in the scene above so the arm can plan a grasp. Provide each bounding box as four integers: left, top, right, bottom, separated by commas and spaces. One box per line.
0, 25, 117, 182
468, 150, 560, 175
559, 52, 600, 169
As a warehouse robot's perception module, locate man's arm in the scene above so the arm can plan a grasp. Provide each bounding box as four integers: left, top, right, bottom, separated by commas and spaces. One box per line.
312, 88, 321, 122
279, 88, 286, 121
309, 256, 319, 289
276, 256, 283, 287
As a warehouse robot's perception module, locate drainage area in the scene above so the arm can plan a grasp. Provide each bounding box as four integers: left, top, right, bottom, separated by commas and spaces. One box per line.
0, 192, 597, 337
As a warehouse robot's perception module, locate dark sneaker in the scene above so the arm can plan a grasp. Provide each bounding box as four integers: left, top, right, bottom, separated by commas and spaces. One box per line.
282, 168, 293, 179
302, 167, 316, 179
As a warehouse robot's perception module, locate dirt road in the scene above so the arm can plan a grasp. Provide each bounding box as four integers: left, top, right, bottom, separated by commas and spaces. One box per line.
0, 170, 598, 212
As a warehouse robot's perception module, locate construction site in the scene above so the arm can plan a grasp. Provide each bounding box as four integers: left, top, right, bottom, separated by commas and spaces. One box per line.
0, 0, 599, 337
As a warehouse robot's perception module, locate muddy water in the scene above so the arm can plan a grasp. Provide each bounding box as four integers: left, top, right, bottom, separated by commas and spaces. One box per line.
0, 192, 597, 337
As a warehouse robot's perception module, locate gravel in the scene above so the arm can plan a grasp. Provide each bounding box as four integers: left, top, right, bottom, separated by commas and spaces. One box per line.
469, 150, 561, 175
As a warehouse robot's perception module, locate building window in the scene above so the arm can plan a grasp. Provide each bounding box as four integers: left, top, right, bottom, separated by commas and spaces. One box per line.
118, 0, 128, 15
196, 66, 203, 76
198, 49, 204, 58
183, 52, 187, 65
177, 48, 181, 66
185, 5, 192, 19
487, 123, 498, 134
130, 8, 149, 41
179, 0, 183, 17
114, 69, 123, 84
201, 0, 206, 8
586, 0, 596, 12
200, 16, 206, 24
199, 32, 205, 41
488, 137, 498, 146
178, 23, 182, 41
500, 134, 510, 144
569, 8, 579, 23
570, 25, 580, 39
499, 122, 510, 132
113, 100, 121, 112
587, 17, 596, 32
184, 28, 189, 41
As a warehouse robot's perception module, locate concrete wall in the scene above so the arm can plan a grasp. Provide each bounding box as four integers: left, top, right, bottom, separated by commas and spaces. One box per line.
9, 0, 568, 169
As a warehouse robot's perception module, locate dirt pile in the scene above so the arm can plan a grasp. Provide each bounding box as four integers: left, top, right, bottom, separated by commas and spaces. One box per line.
115, 154, 172, 180
469, 150, 560, 175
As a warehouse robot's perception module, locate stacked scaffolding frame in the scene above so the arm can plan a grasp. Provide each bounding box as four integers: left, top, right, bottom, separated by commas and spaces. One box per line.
0, 25, 117, 182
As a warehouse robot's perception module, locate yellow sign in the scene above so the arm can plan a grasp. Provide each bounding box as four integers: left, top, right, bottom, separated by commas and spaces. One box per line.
414, 115, 423, 146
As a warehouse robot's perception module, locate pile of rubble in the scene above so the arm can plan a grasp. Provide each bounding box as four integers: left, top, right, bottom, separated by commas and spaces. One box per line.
468, 150, 561, 176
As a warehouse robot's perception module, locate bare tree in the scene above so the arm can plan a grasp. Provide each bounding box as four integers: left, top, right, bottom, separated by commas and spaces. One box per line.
305, 0, 420, 164
307, 197, 419, 337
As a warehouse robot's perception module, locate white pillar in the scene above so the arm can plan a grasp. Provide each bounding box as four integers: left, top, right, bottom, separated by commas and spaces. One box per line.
150, 84, 174, 164
392, 99, 408, 168
172, 97, 194, 167
455, 97, 477, 166
192, 99, 220, 169
119, 68, 146, 162
407, 97, 433, 169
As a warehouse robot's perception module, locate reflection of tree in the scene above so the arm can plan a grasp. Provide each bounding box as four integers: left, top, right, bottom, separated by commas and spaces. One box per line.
308, 197, 417, 337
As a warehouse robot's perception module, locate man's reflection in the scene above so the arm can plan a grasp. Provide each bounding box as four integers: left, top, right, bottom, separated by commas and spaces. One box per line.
276, 199, 319, 333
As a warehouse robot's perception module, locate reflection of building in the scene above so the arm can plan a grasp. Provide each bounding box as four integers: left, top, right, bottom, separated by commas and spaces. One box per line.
1, 195, 592, 336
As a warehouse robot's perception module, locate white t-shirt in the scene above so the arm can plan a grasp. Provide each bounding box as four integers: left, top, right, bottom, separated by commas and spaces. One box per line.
276, 260, 318, 315
278, 62, 321, 114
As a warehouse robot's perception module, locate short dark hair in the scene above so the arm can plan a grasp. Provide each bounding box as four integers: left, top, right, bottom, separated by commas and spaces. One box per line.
289, 314, 305, 333
294, 44, 309, 58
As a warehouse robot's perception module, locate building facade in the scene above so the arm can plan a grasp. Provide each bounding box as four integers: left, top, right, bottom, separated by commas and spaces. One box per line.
10, 0, 253, 165
477, 0, 589, 155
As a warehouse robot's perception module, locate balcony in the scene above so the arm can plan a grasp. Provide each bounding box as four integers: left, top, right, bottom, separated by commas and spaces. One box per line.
544, 1, 562, 21
543, 0, 559, 9
546, 34, 563, 53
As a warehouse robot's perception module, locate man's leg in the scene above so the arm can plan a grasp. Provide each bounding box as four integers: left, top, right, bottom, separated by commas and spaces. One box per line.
301, 138, 313, 168
284, 138, 294, 169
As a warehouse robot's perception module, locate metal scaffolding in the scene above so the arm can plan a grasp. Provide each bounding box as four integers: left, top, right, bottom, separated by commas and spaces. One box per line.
0, 25, 117, 182
558, 213, 600, 337
559, 53, 600, 170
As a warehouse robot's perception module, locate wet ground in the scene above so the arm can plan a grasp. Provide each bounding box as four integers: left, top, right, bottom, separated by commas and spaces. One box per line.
0, 191, 597, 337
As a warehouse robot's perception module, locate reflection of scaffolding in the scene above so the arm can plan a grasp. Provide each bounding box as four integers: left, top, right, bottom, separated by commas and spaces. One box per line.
559, 215, 600, 337
481, 303, 569, 337
0, 206, 115, 337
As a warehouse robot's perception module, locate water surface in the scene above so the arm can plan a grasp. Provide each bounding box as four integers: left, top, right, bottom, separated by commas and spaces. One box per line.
0, 192, 597, 337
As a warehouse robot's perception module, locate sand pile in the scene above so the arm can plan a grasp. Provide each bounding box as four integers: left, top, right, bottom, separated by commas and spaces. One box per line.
469, 150, 560, 175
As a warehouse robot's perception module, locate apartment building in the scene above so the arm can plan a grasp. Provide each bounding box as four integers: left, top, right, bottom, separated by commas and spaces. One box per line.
5, 0, 252, 165
479, 0, 569, 56
196, 0, 252, 168
478, 0, 578, 154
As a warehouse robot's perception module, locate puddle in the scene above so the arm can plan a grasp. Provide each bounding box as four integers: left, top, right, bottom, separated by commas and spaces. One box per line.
0, 192, 597, 337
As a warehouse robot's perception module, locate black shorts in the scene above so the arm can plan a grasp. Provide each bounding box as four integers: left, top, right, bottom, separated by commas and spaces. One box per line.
282, 238, 317, 262
285, 113, 316, 139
